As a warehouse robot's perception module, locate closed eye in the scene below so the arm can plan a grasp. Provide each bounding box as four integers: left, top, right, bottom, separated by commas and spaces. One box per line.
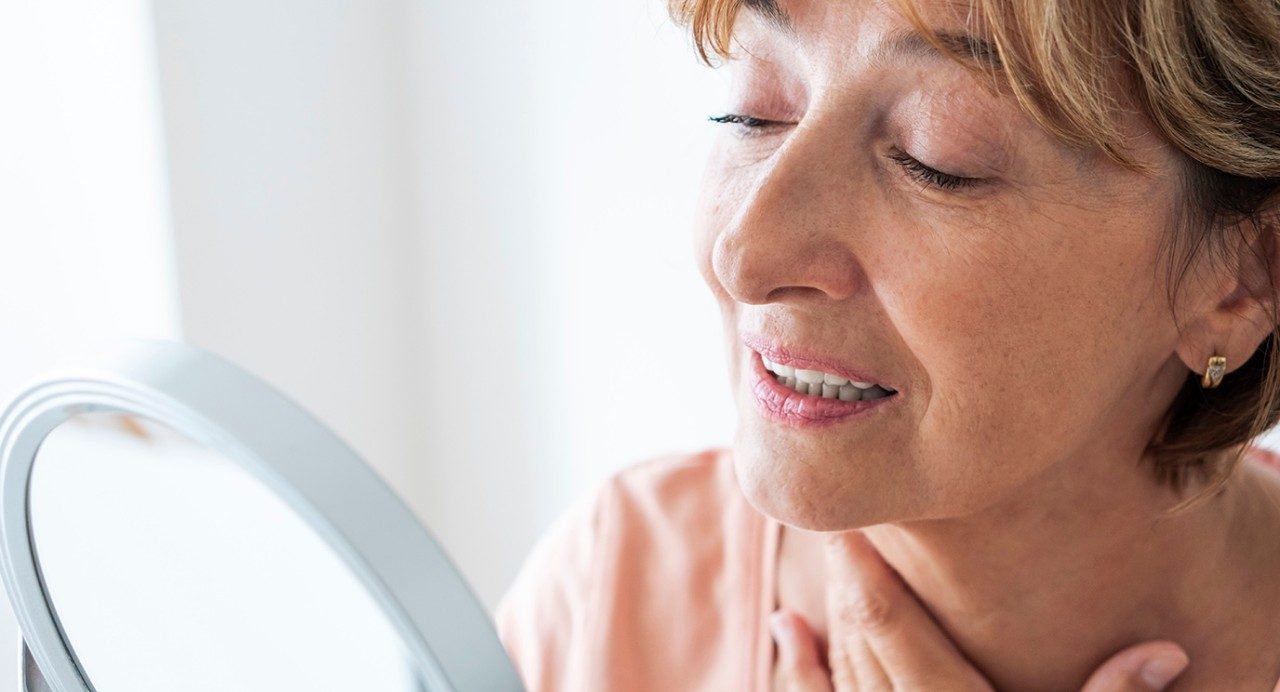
708, 113, 790, 136
886, 148, 984, 191
710, 115, 989, 193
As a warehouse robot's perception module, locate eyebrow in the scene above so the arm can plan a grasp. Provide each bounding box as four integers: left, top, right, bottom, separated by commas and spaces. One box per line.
743, 0, 1003, 71
743, 0, 795, 34
879, 28, 1003, 71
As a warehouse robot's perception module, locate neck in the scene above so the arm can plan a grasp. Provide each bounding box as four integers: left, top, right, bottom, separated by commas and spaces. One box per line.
861, 447, 1280, 690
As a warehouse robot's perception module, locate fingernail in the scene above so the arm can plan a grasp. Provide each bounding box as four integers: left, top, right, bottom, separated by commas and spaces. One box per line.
768, 611, 792, 643
1139, 651, 1189, 689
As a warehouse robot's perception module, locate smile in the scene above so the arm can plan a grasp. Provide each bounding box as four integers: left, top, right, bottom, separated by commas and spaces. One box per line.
746, 348, 900, 428
761, 356, 897, 401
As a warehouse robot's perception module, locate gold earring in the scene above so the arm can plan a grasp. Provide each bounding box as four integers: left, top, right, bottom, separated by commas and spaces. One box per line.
1202, 355, 1227, 389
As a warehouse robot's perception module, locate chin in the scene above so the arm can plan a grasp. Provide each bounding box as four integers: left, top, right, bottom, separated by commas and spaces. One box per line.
731, 437, 894, 532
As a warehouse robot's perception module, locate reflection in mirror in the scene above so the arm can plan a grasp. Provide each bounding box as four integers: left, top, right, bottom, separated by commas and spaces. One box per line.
29, 412, 425, 692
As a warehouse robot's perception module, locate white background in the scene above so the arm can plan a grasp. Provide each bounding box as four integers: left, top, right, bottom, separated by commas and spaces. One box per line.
1, 0, 733, 688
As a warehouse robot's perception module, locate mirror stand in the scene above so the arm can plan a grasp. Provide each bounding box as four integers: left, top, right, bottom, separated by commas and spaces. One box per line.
22, 641, 53, 692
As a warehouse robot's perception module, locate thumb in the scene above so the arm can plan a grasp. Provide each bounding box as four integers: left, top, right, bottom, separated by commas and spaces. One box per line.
1081, 641, 1189, 692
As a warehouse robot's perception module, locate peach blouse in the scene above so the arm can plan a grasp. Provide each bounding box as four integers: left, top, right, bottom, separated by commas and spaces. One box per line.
494, 445, 1280, 691
495, 448, 777, 691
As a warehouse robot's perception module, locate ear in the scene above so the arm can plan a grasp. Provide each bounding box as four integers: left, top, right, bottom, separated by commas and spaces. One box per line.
1174, 214, 1280, 379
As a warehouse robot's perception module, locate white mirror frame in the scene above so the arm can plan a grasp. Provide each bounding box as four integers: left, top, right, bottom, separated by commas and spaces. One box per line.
0, 340, 523, 692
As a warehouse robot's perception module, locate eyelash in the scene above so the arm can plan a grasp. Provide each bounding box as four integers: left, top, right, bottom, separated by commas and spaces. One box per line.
884, 149, 980, 191
708, 113, 983, 192
708, 113, 776, 129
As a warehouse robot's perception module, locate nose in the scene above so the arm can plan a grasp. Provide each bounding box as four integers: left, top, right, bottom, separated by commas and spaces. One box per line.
711, 123, 864, 306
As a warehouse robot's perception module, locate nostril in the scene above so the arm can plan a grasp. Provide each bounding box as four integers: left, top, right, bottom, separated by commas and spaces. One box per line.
764, 285, 828, 302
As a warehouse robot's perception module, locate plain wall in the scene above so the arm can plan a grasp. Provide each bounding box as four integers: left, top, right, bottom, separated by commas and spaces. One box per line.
149, 0, 732, 607
404, 0, 733, 604
151, 0, 423, 494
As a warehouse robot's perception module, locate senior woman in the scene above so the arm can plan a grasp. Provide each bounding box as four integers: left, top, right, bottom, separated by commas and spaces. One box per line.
496, 0, 1280, 688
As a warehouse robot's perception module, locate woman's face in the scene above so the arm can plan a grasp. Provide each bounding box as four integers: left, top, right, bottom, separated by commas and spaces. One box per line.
696, 0, 1196, 530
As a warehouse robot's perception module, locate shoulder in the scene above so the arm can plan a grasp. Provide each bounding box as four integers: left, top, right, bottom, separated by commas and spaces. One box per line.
497, 446, 741, 614
495, 447, 766, 690
597, 446, 745, 538
1244, 443, 1280, 473
506, 446, 739, 576
507, 447, 743, 577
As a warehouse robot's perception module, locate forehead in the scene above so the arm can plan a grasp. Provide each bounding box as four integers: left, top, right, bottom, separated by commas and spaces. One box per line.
745, 0, 998, 69
731, 0, 1178, 197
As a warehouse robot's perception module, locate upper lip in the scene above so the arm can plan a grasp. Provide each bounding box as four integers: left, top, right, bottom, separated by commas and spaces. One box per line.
740, 330, 896, 391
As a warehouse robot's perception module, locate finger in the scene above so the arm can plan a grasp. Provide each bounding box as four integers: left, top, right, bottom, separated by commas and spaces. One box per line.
825, 531, 991, 690
826, 582, 888, 692
1080, 641, 1189, 692
771, 609, 834, 692
841, 626, 890, 692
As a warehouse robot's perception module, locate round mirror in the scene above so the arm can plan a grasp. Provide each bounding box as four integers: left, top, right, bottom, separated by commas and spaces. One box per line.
30, 412, 418, 691
0, 340, 522, 692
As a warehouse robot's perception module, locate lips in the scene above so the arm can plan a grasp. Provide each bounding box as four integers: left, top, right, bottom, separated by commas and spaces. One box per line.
739, 331, 896, 392
745, 347, 900, 428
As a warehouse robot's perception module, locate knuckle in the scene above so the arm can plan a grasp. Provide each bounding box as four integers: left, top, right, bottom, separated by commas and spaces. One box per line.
842, 588, 896, 634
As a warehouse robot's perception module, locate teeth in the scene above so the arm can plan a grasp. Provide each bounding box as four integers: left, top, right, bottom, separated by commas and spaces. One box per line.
794, 369, 825, 384
772, 372, 894, 400
861, 387, 890, 401
762, 357, 794, 377
761, 352, 895, 399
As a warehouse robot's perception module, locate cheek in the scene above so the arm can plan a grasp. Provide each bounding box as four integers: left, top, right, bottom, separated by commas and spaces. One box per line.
884, 199, 1172, 489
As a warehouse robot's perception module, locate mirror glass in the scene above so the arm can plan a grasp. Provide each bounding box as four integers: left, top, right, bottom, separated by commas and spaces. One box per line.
28, 411, 425, 692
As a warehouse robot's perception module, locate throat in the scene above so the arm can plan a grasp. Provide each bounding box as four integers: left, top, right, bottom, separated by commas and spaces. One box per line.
771, 464, 1280, 690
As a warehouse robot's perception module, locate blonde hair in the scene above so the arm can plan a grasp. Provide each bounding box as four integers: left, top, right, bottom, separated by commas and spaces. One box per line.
669, 0, 1280, 493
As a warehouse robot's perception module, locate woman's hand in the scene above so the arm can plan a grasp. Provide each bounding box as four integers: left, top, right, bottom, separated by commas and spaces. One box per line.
770, 531, 1191, 692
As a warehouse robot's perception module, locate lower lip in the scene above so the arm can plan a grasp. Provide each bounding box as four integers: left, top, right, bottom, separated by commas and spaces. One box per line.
748, 350, 899, 428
